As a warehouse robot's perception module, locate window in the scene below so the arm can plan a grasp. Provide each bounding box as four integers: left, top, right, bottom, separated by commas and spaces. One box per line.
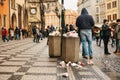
47, 3, 49, 9
112, 1, 117, 8
107, 15, 111, 20
113, 14, 117, 20
107, 3, 111, 9
96, 16, 99, 23
11, 0, 15, 9
3, 15, 6, 27
96, 7, 99, 13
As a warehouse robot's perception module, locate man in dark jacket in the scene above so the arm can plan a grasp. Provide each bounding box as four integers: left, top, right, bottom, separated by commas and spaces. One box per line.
102, 19, 111, 55
32, 26, 37, 42
76, 8, 95, 61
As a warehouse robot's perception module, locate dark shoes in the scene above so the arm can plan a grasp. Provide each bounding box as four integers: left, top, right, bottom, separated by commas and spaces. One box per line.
90, 56, 93, 59
83, 56, 93, 59
105, 53, 111, 55
83, 56, 88, 59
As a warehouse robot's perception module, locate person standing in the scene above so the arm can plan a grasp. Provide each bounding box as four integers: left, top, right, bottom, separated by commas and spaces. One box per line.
76, 8, 95, 60
15, 27, 20, 40
102, 19, 111, 55
114, 19, 120, 53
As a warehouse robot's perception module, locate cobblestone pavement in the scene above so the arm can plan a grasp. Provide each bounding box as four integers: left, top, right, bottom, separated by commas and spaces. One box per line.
92, 41, 120, 80
0, 38, 119, 80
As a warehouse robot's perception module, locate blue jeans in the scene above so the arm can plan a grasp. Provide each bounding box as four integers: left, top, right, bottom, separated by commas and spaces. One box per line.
117, 40, 120, 52
16, 34, 20, 40
80, 29, 93, 57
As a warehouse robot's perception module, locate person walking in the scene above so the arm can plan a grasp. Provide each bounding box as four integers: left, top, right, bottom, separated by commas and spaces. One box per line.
15, 27, 20, 40
36, 26, 40, 43
2, 27, 9, 42
10, 27, 14, 40
95, 30, 100, 46
76, 8, 95, 61
114, 19, 120, 53
98, 29, 103, 47
32, 25, 37, 42
102, 19, 111, 55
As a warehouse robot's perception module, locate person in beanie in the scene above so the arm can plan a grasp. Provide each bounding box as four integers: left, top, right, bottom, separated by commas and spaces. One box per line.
76, 8, 95, 62
114, 19, 120, 53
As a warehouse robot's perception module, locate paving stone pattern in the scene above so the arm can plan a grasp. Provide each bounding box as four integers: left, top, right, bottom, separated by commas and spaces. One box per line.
0, 38, 118, 80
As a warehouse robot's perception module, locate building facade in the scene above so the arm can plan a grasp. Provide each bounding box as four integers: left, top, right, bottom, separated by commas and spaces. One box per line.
105, 0, 119, 22
99, 0, 106, 24
65, 9, 78, 26
44, 1, 61, 29
27, 0, 59, 29
77, 0, 96, 23
0, 0, 10, 37
27, 0, 41, 28
10, 0, 28, 29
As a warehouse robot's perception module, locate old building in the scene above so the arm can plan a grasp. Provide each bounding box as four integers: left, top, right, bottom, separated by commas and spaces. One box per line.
10, 0, 27, 28
0, 0, 10, 37
65, 9, 78, 26
10, 0, 28, 29
105, 0, 120, 22
44, 1, 61, 30
27, 0, 59, 30
99, 0, 106, 24
77, 0, 84, 14
27, 0, 41, 28
77, 0, 96, 23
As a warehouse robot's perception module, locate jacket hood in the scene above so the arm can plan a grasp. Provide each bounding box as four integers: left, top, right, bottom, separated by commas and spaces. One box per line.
81, 8, 88, 15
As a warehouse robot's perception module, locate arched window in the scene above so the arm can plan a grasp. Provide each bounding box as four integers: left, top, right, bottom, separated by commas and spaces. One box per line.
11, 0, 15, 9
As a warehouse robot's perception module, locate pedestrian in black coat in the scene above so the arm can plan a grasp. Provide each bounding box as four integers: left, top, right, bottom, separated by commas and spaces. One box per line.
102, 19, 111, 55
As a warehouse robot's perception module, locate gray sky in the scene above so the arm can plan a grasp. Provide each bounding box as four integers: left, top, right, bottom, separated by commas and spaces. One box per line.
59, 0, 78, 11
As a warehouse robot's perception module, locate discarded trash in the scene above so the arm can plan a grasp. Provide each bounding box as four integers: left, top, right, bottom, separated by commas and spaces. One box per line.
78, 62, 86, 67
71, 63, 78, 67
49, 31, 61, 36
62, 73, 69, 78
59, 61, 66, 68
66, 61, 71, 66
71, 63, 82, 68
87, 60, 94, 65
63, 31, 78, 37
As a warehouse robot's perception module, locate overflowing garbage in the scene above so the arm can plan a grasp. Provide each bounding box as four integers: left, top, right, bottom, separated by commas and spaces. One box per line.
63, 30, 78, 37
49, 31, 61, 36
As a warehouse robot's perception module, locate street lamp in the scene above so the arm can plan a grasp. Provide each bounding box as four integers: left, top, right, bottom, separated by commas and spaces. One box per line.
40, 0, 45, 30
61, 0, 65, 35
55, 7, 60, 31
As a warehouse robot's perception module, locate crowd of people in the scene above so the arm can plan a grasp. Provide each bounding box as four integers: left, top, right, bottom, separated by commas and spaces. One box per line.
93, 19, 120, 54
1, 8, 120, 65
76, 8, 120, 64
1, 26, 28, 42
32, 25, 56, 43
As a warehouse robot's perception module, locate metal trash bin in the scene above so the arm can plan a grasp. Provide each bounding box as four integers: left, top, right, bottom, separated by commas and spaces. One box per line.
62, 37, 80, 62
48, 36, 61, 57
